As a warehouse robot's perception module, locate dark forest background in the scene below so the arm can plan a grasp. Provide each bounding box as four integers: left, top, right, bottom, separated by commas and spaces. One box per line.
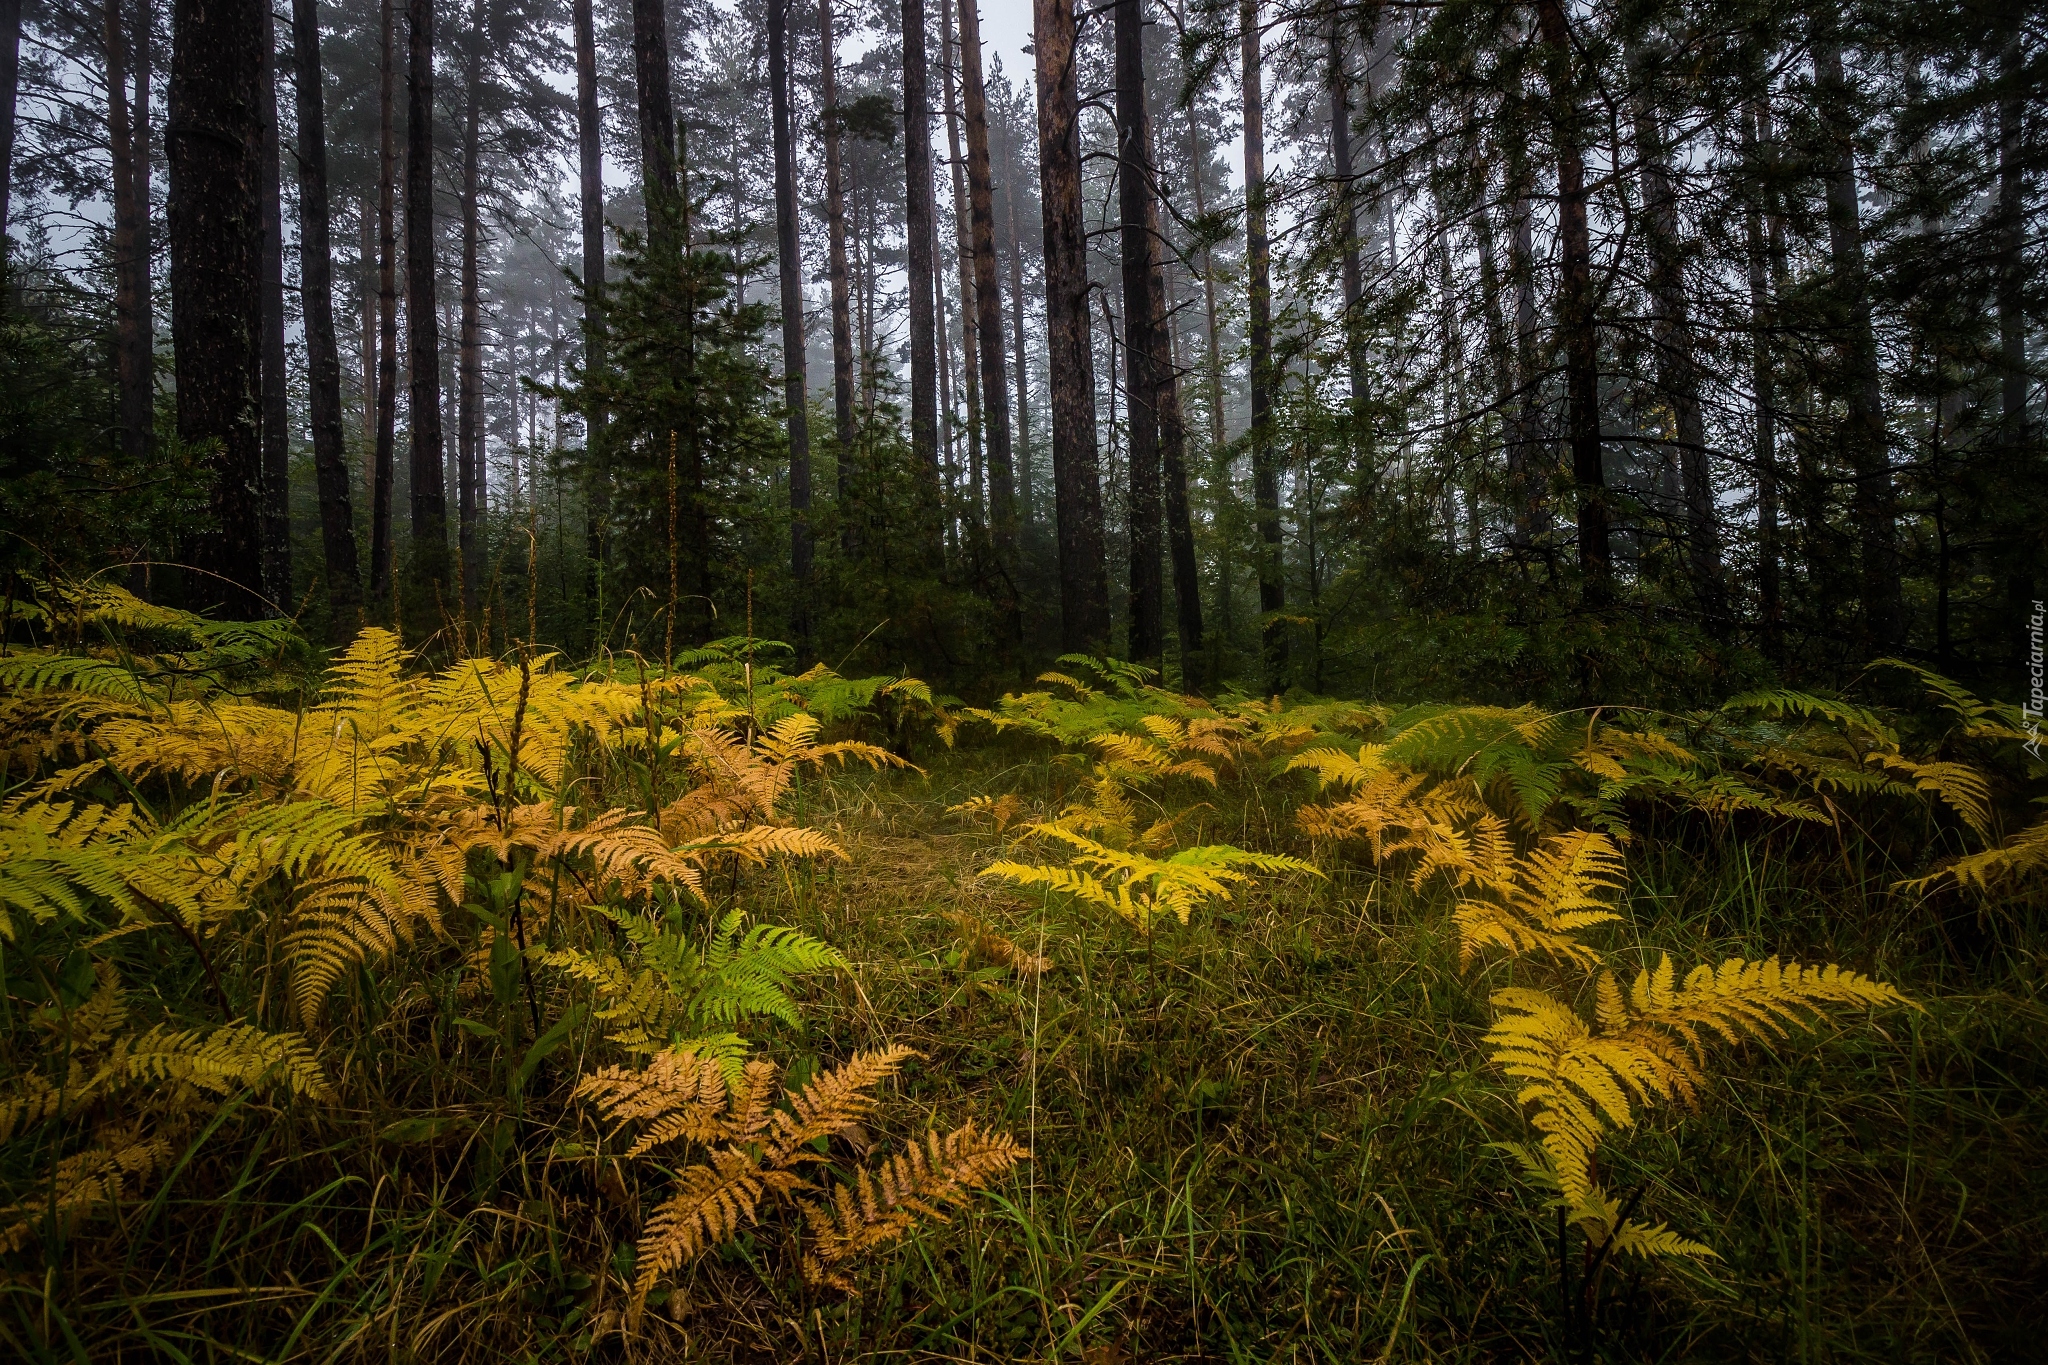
1, 0, 2041, 707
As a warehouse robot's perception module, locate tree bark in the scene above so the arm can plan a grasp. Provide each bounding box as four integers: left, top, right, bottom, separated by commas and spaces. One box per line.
168, 0, 266, 616
1033, 0, 1109, 651
1812, 25, 1899, 650
1116, 0, 1161, 666
1242, 0, 1284, 688
1742, 98, 1780, 654
902, 0, 942, 549
405, 0, 448, 595
1997, 24, 2026, 429
1534, 0, 1607, 601
1328, 19, 1367, 429
369, 0, 398, 596
131, 0, 153, 434
1627, 41, 1720, 622
940, 0, 980, 527
768, 0, 811, 653
1152, 140, 1202, 672
572, 0, 606, 625
1005, 153, 1032, 533
1, 0, 21, 251
632, 0, 679, 251
258, 1, 292, 601
359, 201, 374, 493
107, 0, 152, 468
820, 0, 855, 529
456, 0, 483, 616
960, 0, 1014, 566
291, 0, 361, 630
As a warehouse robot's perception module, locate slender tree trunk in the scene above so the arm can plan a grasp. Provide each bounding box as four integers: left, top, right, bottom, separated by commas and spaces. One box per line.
360, 202, 374, 492
1115, 0, 1162, 667
1006, 161, 1032, 535
370, 0, 398, 596
405, 0, 447, 596
1153, 151, 1202, 672
939, 0, 982, 528
1742, 98, 1780, 654
1328, 19, 1367, 428
131, 0, 152, 430
903, 0, 942, 549
571, 0, 606, 632
936, 206, 959, 535
1242, 0, 1284, 688
1627, 41, 1720, 622
1995, 21, 2034, 669
1182, 50, 1229, 650
456, 0, 484, 617
632, 0, 679, 250
107, 0, 151, 468
1534, 0, 1607, 600
291, 0, 361, 631
1034, 0, 1109, 651
768, 0, 811, 654
820, 0, 855, 544
1812, 25, 1899, 650
960, 0, 1014, 569
0, 0, 21, 252
168, 0, 266, 616
258, 1, 291, 601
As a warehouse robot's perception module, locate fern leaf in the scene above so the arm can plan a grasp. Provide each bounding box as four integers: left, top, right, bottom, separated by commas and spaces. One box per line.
799, 1122, 1030, 1292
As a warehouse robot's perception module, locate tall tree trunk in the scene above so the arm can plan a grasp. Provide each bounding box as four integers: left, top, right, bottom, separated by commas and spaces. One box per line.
768, 0, 811, 654
1033, 0, 1109, 651
1996, 19, 2033, 669
456, 0, 483, 616
1534, 0, 1607, 600
632, 0, 678, 249
0, 0, 20, 253
370, 0, 398, 596
902, 0, 942, 550
1812, 24, 1899, 650
820, 0, 855, 545
940, 0, 981, 526
1328, 19, 1367, 430
257, 2, 291, 601
572, 0, 606, 632
405, 0, 448, 596
359, 202, 374, 491
960, 0, 1014, 567
131, 0, 153, 435
1627, 40, 1720, 623
1005, 157, 1032, 533
168, 0, 266, 616
1117, 0, 1161, 666
1184, 81, 1225, 460
1152, 141, 1202, 672
1242, 0, 1284, 688
292, 0, 361, 631
107, 0, 151, 468
1742, 98, 1780, 654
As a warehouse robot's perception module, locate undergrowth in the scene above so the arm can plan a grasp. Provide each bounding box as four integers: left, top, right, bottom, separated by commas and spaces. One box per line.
0, 587, 2042, 1361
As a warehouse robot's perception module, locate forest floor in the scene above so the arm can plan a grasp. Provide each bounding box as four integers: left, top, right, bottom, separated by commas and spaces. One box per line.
620, 751, 2048, 1363
10, 629, 2048, 1364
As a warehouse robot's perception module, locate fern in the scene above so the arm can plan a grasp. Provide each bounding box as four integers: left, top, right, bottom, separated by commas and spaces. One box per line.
984, 824, 1320, 932
800, 1123, 1033, 1291
577, 1043, 1026, 1317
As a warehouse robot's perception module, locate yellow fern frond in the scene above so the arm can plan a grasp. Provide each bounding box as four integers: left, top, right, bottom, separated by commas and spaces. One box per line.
768, 1045, 920, 1163
630, 1147, 808, 1311
575, 1047, 732, 1156
98, 1022, 334, 1103
799, 1122, 1030, 1292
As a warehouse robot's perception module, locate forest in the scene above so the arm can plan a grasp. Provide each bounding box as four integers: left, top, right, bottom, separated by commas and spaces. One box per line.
0, 0, 2043, 1358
